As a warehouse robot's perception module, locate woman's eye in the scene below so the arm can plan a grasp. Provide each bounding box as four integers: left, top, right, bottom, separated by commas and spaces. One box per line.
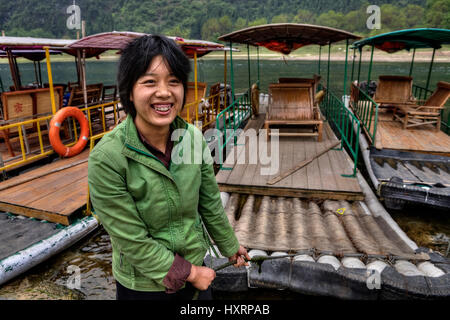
143, 79, 155, 85
170, 78, 181, 84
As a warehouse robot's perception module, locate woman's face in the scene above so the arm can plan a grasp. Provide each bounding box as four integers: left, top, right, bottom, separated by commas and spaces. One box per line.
130, 55, 184, 133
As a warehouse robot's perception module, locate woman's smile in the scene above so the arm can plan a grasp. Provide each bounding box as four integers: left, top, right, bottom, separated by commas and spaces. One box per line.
131, 55, 184, 135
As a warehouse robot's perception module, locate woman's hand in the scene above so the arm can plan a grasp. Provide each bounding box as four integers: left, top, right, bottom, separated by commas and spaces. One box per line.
186, 265, 215, 291
228, 245, 251, 268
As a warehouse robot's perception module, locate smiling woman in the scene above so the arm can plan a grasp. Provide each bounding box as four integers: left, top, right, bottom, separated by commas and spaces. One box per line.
130, 55, 185, 153
87, 35, 250, 301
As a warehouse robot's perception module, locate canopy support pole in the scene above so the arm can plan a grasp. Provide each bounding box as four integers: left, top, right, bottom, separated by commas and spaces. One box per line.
425, 48, 436, 93
409, 48, 416, 77
367, 45, 374, 91
257, 46, 260, 85
357, 48, 362, 85
326, 42, 331, 90
229, 41, 235, 104
33, 61, 39, 87
223, 50, 227, 109
318, 45, 322, 75
44, 47, 56, 115
350, 48, 356, 84
82, 49, 87, 108
6, 49, 20, 90
343, 39, 349, 97
38, 61, 43, 87
247, 44, 251, 91
0, 71, 4, 92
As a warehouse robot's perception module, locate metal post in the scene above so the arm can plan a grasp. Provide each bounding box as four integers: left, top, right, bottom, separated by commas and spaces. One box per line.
82, 49, 87, 108
257, 46, 260, 85
318, 46, 322, 75
343, 39, 349, 97
327, 42, 331, 90
425, 48, 436, 92
409, 48, 416, 77
44, 47, 57, 115
229, 41, 235, 104
247, 44, 251, 91
0, 70, 4, 92
38, 60, 43, 87
223, 50, 227, 109
350, 48, 356, 83
367, 45, 374, 89
357, 48, 362, 85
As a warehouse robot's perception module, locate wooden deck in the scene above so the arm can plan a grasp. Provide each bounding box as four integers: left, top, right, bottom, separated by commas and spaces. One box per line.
373, 109, 450, 156
0, 149, 89, 225
216, 116, 363, 201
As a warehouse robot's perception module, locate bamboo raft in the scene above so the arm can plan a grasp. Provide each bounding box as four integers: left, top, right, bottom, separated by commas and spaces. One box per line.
208, 115, 450, 299
0, 149, 90, 226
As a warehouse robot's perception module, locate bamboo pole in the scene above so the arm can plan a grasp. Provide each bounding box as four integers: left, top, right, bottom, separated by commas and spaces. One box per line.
267, 140, 341, 185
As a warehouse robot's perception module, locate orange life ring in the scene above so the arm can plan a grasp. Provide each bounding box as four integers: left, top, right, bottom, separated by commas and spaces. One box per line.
49, 107, 89, 157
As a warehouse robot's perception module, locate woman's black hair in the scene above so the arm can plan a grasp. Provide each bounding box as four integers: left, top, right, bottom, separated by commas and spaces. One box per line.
117, 35, 191, 118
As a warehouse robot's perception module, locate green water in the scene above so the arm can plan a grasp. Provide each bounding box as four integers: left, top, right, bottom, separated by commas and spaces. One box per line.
0, 59, 449, 300
1, 59, 449, 95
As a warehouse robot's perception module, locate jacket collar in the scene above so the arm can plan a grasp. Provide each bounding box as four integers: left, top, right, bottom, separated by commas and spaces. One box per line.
123, 114, 188, 153
122, 115, 189, 176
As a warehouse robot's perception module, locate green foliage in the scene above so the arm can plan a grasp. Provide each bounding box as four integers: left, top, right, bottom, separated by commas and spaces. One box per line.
0, 0, 446, 42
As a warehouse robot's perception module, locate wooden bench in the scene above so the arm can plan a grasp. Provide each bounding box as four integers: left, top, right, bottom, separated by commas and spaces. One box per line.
265, 83, 323, 141
373, 75, 415, 109
0, 87, 63, 157
67, 83, 103, 107
393, 81, 450, 131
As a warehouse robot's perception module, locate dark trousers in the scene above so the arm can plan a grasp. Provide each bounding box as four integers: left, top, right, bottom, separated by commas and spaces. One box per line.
116, 280, 213, 301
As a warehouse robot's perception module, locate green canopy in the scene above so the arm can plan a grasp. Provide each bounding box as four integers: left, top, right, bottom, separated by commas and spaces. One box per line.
352, 28, 450, 53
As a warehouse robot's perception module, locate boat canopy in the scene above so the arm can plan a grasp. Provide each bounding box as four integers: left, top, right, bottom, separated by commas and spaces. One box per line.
64, 31, 226, 58
352, 28, 450, 53
218, 23, 360, 54
0, 36, 74, 50
0, 49, 62, 61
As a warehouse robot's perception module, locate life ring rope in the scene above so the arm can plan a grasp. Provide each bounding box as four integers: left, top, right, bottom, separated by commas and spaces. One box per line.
49, 107, 90, 158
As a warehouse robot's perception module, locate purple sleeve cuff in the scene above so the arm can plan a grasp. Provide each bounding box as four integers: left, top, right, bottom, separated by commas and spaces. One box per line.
163, 253, 192, 293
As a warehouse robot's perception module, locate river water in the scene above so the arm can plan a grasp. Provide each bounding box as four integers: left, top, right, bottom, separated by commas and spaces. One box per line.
0, 59, 449, 300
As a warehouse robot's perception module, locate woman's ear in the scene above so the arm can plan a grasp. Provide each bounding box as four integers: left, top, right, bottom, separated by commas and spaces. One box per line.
129, 92, 133, 102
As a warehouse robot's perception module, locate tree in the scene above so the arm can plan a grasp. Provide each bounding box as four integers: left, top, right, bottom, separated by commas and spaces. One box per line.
379, 4, 407, 31
271, 14, 292, 24
234, 17, 247, 30
315, 10, 345, 29
425, 0, 450, 28
293, 9, 317, 24
404, 4, 426, 28
248, 17, 268, 27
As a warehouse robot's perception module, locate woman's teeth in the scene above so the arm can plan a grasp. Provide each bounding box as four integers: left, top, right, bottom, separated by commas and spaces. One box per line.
152, 104, 172, 112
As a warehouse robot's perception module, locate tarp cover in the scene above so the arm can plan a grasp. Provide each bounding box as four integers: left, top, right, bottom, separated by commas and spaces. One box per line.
218, 23, 361, 54
65, 31, 225, 58
352, 28, 450, 53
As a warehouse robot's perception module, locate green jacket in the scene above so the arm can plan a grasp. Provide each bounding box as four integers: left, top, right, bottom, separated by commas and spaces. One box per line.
88, 115, 239, 291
